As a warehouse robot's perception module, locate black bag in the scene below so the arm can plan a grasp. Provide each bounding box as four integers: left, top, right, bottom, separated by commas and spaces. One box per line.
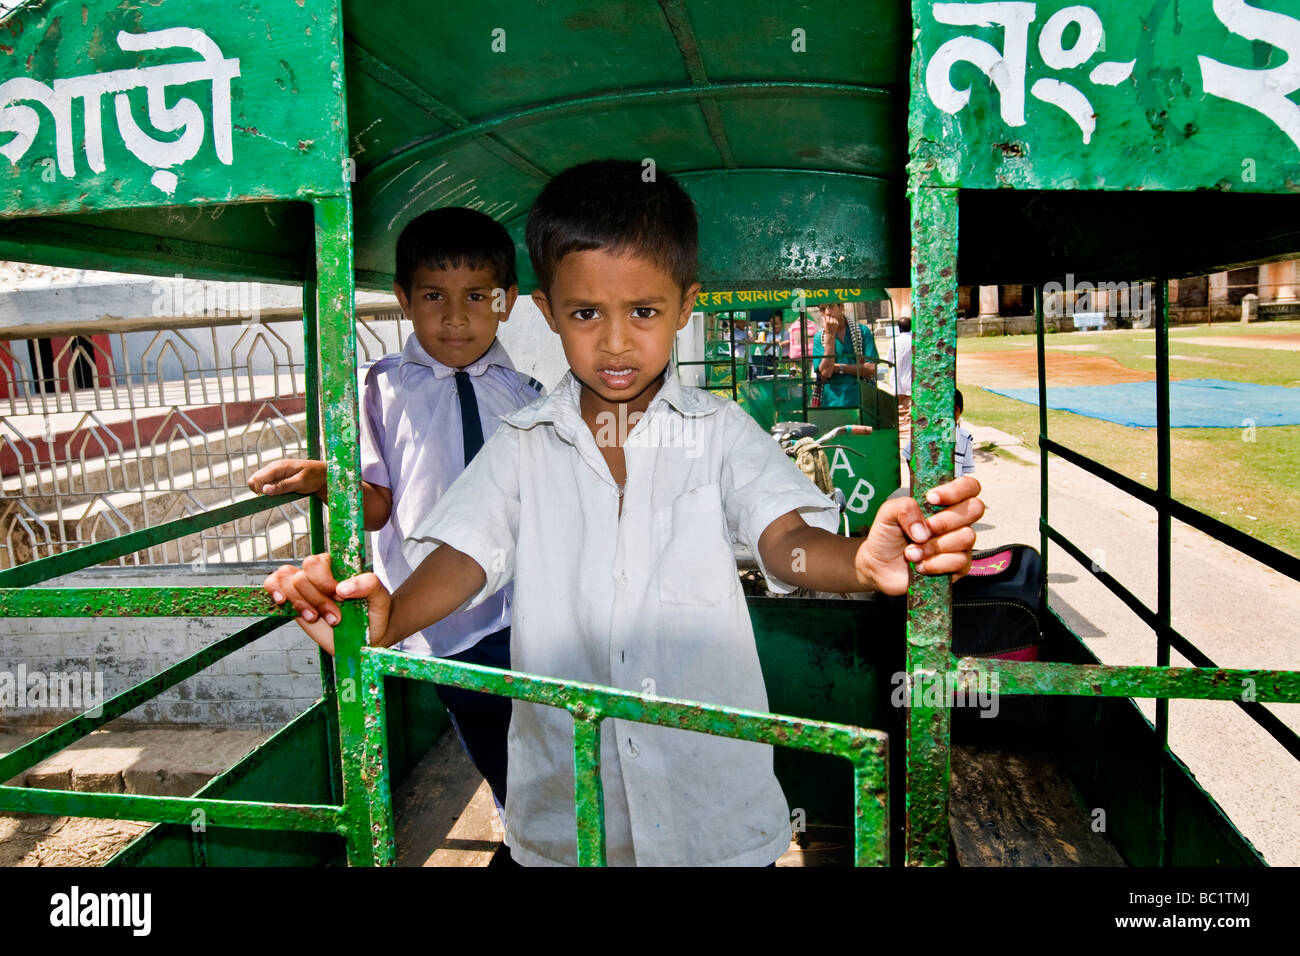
952, 543, 1044, 661
950, 544, 1047, 731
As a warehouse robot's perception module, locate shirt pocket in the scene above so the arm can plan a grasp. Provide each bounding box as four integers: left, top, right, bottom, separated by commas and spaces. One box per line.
655, 483, 740, 607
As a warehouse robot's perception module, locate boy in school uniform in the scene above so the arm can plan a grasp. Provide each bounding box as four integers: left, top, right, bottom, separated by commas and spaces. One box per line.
247, 206, 540, 811
265, 160, 984, 866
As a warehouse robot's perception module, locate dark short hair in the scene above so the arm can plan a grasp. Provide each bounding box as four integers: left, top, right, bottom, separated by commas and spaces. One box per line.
394, 207, 518, 294
898, 316, 912, 333
955, 388, 964, 414
525, 159, 698, 294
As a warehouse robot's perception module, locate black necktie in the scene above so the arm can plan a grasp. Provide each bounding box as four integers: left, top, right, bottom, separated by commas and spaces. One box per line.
454, 371, 484, 466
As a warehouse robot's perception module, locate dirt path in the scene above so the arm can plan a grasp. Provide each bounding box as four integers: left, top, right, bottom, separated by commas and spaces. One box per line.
0, 813, 150, 866
959, 350, 1157, 389
964, 423, 1300, 865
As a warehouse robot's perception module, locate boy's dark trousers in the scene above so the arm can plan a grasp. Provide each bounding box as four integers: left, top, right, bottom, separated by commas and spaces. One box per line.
432, 625, 512, 809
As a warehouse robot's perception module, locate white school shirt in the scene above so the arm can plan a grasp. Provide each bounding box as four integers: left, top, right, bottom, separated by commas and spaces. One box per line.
404, 365, 841, 866
359, 335, 542, 658
955, 423, 976, 475
885, 330, 912, 396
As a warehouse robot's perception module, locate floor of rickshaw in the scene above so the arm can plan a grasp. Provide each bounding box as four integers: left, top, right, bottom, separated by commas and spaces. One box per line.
948, 743, 1126, 867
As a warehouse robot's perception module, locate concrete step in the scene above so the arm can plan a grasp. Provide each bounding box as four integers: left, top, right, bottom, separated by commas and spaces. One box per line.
0, 727, 272, 797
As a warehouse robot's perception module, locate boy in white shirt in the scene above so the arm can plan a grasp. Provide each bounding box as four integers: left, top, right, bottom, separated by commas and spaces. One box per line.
955, 389, 976, 476
265, 160, 984, 866
249, 207, 540, 816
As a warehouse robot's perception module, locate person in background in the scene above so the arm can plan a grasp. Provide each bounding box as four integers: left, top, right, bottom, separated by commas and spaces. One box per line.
248, 207, 539, 832
901, 388, 975, 479
813, 301, 879, 408
787, 308, 818, 364
885, 316, 913, 445
955, 388, 975, 476
752, 309, 786, 377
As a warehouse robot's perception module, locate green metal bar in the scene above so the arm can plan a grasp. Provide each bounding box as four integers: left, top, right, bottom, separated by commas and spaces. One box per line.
904, 184, 958, 866
952, 659, 1300, 702
0, 616, 290, 783
1040, 437, 1300, 582
312, 194, 374, 867
570, 712, 607, 867
303, 264, 342, 807
729, 311, 739, 400
0, 494, 303, 589
1036, 284, 1049, 612
1154, 277, 1172, 866
801, 309, 811, 421
0, 218, 304, 284
363, 648, 890, 866
1042, 522, 1300, 756
853, 752, 891, 867
0, 587, 293, 617
364, 648, 882, 759
359, 645, 396, 865
0, 786, 343, 833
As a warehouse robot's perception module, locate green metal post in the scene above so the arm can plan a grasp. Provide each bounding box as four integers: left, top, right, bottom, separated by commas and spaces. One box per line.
360, 650, 396, 865
904, 184, 958, 865
312, 196, 374, 865
853, 745, 890, 867
1155, 277, 1172, 865
571, 711, 607, 867
1037, 285, 1049, 612
303, 268, 342, 807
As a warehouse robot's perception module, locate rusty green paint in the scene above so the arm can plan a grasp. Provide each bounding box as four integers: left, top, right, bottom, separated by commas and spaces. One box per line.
570, 713, 607, 867
312, 193, 376, 867
0, 785, 344, 833
951, 660, 1300, 702
0, 587, 294, 617
365, 646, 890, 866
358, 649, 395, 865
0, 615, 290, 783
909, 0, 1300, 193
1154, 278, 1173, 865
0, 0, 351, 218
0, 494, 304, 589
302, 271, 343, 806
903, 184, 958, 867
853, 755, 891, 868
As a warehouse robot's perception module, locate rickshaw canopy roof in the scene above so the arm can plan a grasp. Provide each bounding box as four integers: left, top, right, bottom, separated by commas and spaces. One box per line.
2, 0, 1300, 289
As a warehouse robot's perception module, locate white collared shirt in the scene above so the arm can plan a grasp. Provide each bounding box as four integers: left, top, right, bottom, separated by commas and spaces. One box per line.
359, 335, 542, 657
404, 366, 840, 866
886, 330, 912, 396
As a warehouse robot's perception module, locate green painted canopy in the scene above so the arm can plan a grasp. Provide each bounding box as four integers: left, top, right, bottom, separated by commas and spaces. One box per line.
0, 0, 912, 293
3, 0, 1300, 289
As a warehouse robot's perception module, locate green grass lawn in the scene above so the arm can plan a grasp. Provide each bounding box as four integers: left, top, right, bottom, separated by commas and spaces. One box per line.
958, 322, 1300, 557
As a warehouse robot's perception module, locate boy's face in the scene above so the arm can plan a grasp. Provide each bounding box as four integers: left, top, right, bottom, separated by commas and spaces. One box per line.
393, 262, 517, 370
532, 248, 699, 417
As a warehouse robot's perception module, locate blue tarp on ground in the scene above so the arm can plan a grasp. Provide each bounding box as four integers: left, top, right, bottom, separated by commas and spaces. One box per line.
984, 378, 1300, 428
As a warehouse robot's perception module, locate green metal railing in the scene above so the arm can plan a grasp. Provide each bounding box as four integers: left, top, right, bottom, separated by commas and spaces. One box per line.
359, 648, 889, 866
